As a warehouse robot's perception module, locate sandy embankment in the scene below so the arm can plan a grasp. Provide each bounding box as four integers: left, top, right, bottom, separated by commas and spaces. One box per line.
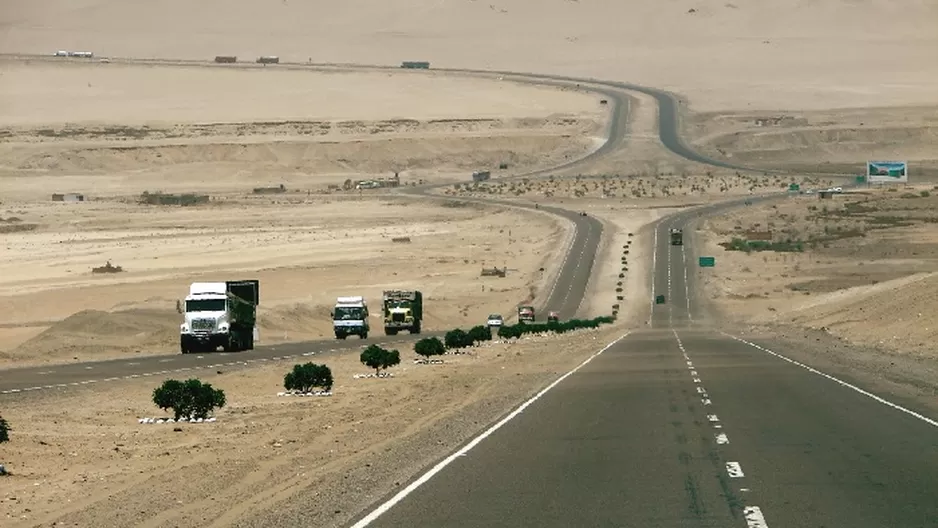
0, 325, 625, 527
697, 185, 938, 405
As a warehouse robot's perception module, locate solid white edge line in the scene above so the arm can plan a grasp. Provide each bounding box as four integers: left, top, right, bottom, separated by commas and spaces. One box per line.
349, 331, 631, 528
722, 331, 938, 429
650, 227, 657, 327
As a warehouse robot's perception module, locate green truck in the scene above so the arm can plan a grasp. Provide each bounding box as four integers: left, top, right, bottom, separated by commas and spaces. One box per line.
669, 228, 683, 246
382, 290, 423, 335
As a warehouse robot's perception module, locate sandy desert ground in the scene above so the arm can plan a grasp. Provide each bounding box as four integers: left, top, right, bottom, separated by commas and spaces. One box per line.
3, 0, 938, 525
3, 0, 938, 112
0, 325, 624, 527
698, 185, 938, 409
0, 195, 572, 367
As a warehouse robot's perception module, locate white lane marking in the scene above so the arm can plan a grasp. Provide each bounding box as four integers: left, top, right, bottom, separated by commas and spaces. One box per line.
649, 226, 658, 327
726, 461, 745, 478
707, 414, 719, 422
696, 386, 706, 394
701, 398, 712, 405
723, 332, 938, 429
542, 209, 579, 311
740, 488, 750, 492
84, 366, 93, 370
686, 360, 693, 366
744, 506, 769, 527
682, 243, 692, 321
158, 359, 174, 363
715, 433, 729, 444
349, 332, 632, 528
713, 424, 723, 429
690, 370, 698, 376
693, 377, 702, 383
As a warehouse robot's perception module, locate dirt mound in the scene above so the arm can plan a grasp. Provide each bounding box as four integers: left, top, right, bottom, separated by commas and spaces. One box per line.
15, 309, 179, 362
778, 272, 938, 358
258, 303, 333, 340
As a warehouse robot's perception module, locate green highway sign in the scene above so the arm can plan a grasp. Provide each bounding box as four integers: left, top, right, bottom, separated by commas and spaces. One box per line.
856, 175, 866, 184
699, 256, 715, 267
788, 183, 800, 192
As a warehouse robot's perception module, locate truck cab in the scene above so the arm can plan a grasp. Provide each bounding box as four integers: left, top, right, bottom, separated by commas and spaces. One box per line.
383, 290, 423, 335
669, 228, 683, 246
333, 296, 370, 340
517, 305, 535, 324
180, 280, 258, 354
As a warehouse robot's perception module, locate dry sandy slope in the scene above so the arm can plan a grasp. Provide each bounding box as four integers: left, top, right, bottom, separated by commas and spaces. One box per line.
0, 325, 625, 528
3, 0, 937, 111
697, 184, 938, 363
684, 105, 938, 178
0, 196, 568, 367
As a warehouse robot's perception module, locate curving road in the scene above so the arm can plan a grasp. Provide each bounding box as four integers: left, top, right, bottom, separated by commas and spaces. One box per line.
0, 60, 634, 395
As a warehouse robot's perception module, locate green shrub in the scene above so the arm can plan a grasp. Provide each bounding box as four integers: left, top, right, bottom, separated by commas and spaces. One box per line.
414, 337, 446, 360
467, 325, 493, 344
444, 328, 471, 349
284, 362, 333, 393
152, 378, 226, 420
0, 414, 10, 443
360, 344, 401, 375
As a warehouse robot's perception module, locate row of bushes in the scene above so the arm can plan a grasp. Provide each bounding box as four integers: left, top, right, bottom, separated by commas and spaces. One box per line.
497, 316, 615, 339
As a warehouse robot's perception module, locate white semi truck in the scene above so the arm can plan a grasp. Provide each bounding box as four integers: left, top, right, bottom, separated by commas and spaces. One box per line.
180, 280, 259, 354
333, 296, 370, 340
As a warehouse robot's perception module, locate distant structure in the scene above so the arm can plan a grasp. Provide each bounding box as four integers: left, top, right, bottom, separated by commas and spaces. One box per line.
472, 171, 491, 182
52, 193, 85, 202
214, 55, 237, 63
401, 61, 430, 69
256, 56, 280, 64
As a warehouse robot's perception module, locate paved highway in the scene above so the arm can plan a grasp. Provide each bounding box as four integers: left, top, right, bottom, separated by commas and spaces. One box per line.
348, 199, 938, 528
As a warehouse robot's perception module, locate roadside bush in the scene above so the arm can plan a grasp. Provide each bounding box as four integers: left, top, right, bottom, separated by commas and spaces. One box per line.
444, 328, 471, 350
152, 378, 227, 421
467, 325, 493, 344
0, 414, 10, 443
414, 337, 446, 361
360, 344, 401, 375
284, 362, 333, 393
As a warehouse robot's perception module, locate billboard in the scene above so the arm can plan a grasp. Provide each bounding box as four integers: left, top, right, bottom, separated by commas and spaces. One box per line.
866, 161, 908, 183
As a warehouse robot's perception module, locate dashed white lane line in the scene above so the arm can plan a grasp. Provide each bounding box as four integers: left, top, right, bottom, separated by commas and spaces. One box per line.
681, 242, 692, 320
701, 398, 712, 405
726, 461, 745, 478
693, 377, 702, 383
707, 414, 719, 422
350, 332, 632, 528
696, 386, 706, 394
715, 432, 730, 444
744, 506, 769, 528
722, 331, 938, 429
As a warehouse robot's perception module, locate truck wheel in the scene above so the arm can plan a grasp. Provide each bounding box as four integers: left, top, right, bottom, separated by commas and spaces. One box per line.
411, 323, 421, 335
384, 328, 398, 336
246, 331, 254, 350
361, 331, 368, 339
335, 334, 346, 340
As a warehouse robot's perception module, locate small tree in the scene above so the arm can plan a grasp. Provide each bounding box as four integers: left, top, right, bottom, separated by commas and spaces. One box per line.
284, 363, 334, 393
360, 345, 401, 375
0, 414, 10, 443
152, 378, 226, 420
467, 325, 492, 345
444, 328, 471, 350
414, 337, 445, 362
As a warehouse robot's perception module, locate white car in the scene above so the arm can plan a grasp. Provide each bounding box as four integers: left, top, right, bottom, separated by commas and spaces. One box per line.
486, 314, 504, 327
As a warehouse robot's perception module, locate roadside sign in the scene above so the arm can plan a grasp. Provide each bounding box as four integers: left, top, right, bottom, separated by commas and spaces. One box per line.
699, 256, 715, 267
788, 183, 800, 192
855, 175, 866, 184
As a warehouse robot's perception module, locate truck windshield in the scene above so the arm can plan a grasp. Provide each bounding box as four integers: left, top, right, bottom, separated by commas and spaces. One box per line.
186, 299, 226, 312
387, 301, 411, 309
335, 307, 365, 320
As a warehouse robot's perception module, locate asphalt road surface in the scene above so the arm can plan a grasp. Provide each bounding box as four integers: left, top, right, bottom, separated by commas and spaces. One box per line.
349, 202, 938, 528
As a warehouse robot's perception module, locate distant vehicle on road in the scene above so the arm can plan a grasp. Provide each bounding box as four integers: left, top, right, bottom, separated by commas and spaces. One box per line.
517, 305, 535, 324
669, 228, 683, 246
487, 313, 504, 327
547, 311, 560, 323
